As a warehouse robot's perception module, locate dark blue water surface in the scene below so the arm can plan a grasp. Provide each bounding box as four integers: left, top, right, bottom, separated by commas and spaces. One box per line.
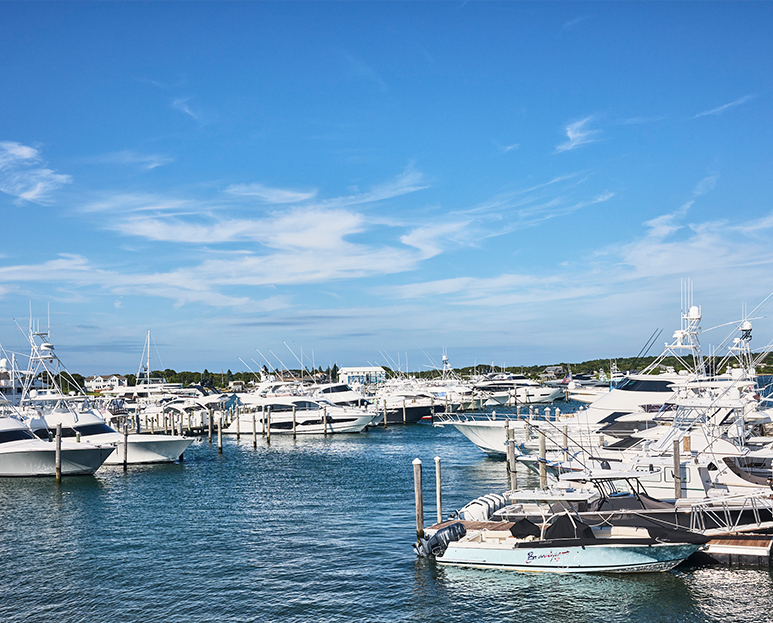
1, 420, 772, 623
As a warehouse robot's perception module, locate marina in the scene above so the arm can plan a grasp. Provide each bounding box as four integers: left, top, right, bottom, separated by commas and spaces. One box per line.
3, 3, 773, 620
2, 421, 773, 623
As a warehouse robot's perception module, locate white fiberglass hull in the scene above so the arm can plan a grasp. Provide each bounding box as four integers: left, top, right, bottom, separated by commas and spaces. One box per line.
0, 441, 114, 476
101, 434, 193, 464
438, 541, 699, 573
443, 419, 529, 456
225, 412, 377, 435
506, 386, 566, 405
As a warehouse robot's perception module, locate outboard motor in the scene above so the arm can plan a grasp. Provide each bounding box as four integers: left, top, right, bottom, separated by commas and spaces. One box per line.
414, 522, 467, 558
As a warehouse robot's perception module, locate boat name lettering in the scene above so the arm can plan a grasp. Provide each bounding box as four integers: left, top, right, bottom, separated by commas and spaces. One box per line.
525, 549, 570, 564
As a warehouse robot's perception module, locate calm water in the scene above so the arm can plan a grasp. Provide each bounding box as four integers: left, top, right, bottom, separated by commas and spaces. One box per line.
1, 419, 772, 623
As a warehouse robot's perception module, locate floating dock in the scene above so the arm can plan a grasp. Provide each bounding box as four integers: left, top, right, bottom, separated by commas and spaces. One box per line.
701, 534, 773, 566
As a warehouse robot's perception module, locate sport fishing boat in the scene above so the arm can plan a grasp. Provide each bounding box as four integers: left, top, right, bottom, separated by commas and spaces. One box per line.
23, 393, 193, 464
16, 329, 193, 464
0, 408, 113, 476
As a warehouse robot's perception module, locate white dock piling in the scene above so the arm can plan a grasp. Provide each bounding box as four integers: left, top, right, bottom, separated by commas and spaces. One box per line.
266, 408, 271, 444
539, 430, 547, 489
236, 408, 240, 440
252, 413, 257, 449
217, 413, 223, 454
402, 399, 406, 424
292, 405, 297, 439
413, 458, 424, 540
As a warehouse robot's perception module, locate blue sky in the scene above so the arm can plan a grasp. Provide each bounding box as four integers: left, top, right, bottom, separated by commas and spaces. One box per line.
1, 2, 773, 375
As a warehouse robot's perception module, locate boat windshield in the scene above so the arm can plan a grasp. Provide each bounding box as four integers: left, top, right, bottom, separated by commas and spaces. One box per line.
616, 378, 675, 393
33, 423, 116, 438
0, 429, 38, 443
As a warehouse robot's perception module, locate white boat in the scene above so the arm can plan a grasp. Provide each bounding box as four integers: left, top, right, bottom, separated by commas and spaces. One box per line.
449, 470, 773, 543
424, 515, 706, 573
23, 392, 193, 464
16, 329, 193, 464
0, 410, 113, 476
423, 354, 474, 413
224, 396, 378, 434
308, 382, 371, 407
473, 372, 565, 404
373, 379, 436, 423
435, 412, 532, 456
438, 301, 715, 458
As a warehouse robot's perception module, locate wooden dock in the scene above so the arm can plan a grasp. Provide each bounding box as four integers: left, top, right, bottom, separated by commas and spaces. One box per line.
702, 534, 773, 566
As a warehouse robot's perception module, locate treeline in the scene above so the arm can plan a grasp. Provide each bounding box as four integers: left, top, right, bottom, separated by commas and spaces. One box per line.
401, 352, 773, 380
134, 363, 341, 388
71, 353, 773, 393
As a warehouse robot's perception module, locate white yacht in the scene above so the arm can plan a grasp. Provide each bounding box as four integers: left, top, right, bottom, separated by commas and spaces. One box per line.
224, 396, 378, 434
23, 393, 193, 464
473, 372, 565, 404
373, 379, 436, 423
308, 382, 371, 407
0, 409, 113, 476
16, 329, 193, 465
437, 302, 716, 457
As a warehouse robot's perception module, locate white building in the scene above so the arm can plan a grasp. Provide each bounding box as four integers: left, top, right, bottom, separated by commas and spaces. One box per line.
338, 366, 386, 386
85, 374, 128, 393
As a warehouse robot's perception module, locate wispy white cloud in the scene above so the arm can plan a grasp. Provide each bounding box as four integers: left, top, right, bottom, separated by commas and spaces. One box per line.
563, 16, 589, 31
618, 115, 666, 125
378, 202, 773, 321
224, 183, 317, 204
93, 150, 174, 170
643, 174, 718, 239
80, 168, 430, 246
400, 221, 471, 260
555, 117, 599, 153
317, 168, 429, 208
172, 97, 201, 121
457, 172, 612, 239
342, 52, 387, 92
693, 95, 754, 119
494, 141, 519, 153
0, 141, 71, 204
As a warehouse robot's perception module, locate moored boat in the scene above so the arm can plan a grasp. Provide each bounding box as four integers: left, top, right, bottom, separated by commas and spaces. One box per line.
420, 513, 707, 573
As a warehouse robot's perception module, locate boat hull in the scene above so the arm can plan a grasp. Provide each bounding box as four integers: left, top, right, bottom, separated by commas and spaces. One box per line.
0, 443, 114, 476
438, 541, 699, 573
225, 413, 377, 435
102, 435, 193, 464
443, 419, 529, 456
